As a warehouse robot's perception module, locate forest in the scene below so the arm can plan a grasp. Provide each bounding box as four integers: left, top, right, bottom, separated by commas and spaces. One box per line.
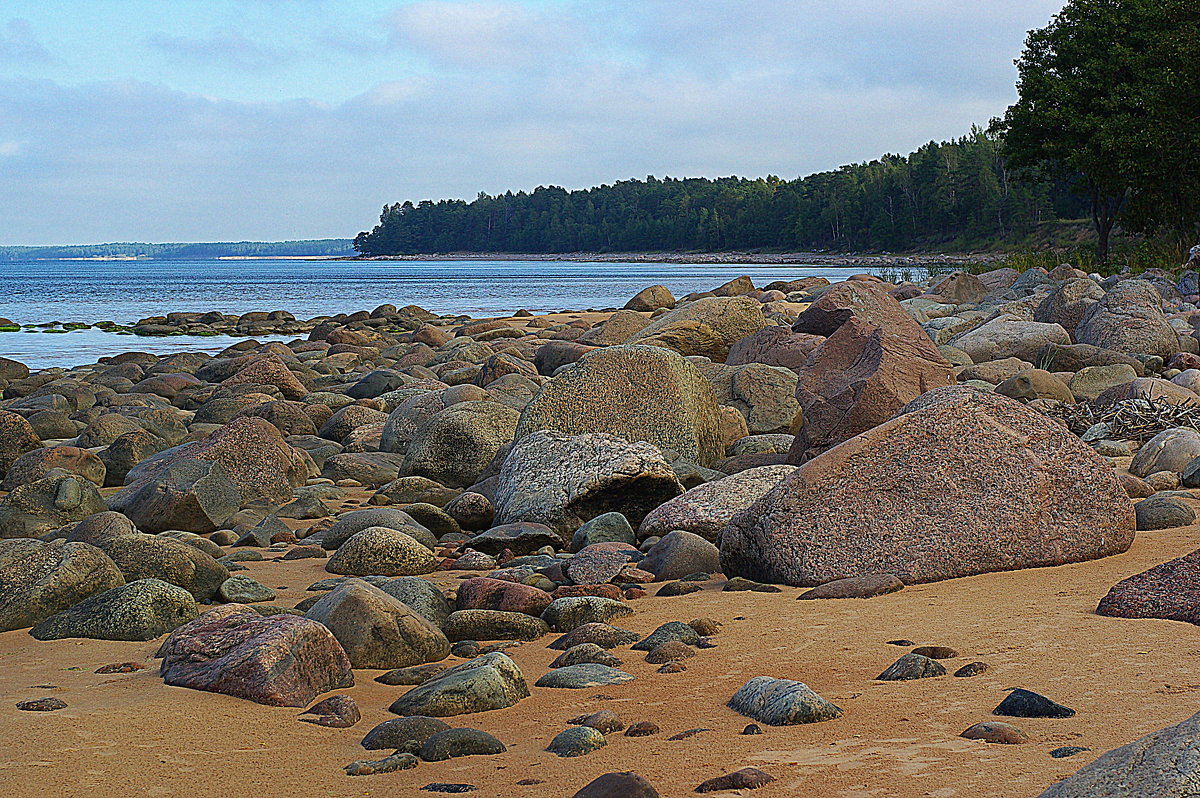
354, 129, 1090, 256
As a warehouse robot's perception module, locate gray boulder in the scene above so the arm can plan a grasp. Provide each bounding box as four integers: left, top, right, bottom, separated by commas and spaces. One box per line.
638, 465, 796, 543
400, 401, 520, 488
305, 580, 450, 669
319, 507, 436, 551
640, 530, 721, 581
106, 459, 240, 534
1075, 279, 1179, 358
326, 526, 437, 577
30, 578, 197, 641
727, 676, 843, 725
0, 538, 124, 632
0, 473, 108, 539
388, 652, 529, 717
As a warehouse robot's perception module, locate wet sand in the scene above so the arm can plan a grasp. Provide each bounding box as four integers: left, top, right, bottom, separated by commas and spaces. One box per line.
2, 497, 1198, 798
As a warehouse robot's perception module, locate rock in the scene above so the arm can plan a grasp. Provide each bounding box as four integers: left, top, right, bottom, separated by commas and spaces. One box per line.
572, 772, 660, 798
570, 512, 636, 552
388, 652, 529, 717
516, 345, 724, 467
547, 726, 607, 757
30, 578, 196, 641
321, 452, 404, 489
1069, 364, 1138, 402
465, 522, 564, 556
1035, 711, 1200, 796
375, 663, 447, 685
541, 596, 633, 631
319, 404, 390, 443
0, 473, 109, 539
727, 677, 843, 725
949, 315, 1071, 363
1099, 377, 1200, 407
625, 285, 676, 312
954, 662, 989, 677
326, 526, 437, 577
1075, 279, 1179, 358
961, 721, 1029, 744
549, 643, 623, 668
218, 575, 276, 603
300, 694, 361, 728
535, 663, 636, 688
721, 387, 1135, 586
89, 532, 229, 601
16, 697, 67, 712
1049, 746, 1091, 759
624, 721, 661, 737
372, 475, 461, 507
699, 362, 801, 435
223, 356, 310, 399
401, 401, 520, 488
876, 653, 946, 681
343, 752, 418, 776
931, 271, 990, 303
0, 410, 41, 476
571, 708, 624, 733
726, 326, 825, 370
361, 715, 451, 751
442, 609, 549, 641
1, 446, 106, 490
444, 491, 494, 531
305, 580, 450, 669
798, 574, 905, 599
1035, 278, 1105, 332
377, 575, 454, 626
1130, 428, 1200, 477
1134, 496, 1196, 530
695, 768, 776, 793
0, 538, 124, 632
638, 465, 796, 543
548, 622, 640, 650
419, 727, 506, 761
630, 296, 768, 361
320, 506, 435, 551
579, 309, 652, 346
911, 645, 958, 659
993, 688, 1075, 718
645, 640, 695, 664
1097, 547, 1200, 624
456, 577, 552, 616
995, 369, 1075, 403
107, 459, 240, 534
640, 531, 721, 581
657, 580, 702, 596
792, 281, 956, 460
494, 430, 683, 535
159, 605, 354, 707
632, 621, 700, 650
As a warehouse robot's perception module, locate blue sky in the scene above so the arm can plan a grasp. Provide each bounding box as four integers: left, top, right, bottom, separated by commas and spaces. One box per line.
0, 0, 1066, 244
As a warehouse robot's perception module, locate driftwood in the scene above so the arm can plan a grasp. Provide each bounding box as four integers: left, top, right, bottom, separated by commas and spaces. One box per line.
1042, 397, 1200, 441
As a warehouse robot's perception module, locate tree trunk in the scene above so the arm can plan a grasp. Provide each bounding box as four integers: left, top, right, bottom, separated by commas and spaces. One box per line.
1090, 185, 1127, 264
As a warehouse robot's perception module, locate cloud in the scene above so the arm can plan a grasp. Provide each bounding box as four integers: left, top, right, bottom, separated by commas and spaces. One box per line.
146, 27, 293, 71
0, 18, 51, 65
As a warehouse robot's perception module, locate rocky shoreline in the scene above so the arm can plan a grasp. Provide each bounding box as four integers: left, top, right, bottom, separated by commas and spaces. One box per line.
2, 263, 1200, 795
347, 250, 1007, 267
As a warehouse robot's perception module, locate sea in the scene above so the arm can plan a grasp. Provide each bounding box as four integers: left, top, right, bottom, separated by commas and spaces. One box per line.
0, 258, 869, 370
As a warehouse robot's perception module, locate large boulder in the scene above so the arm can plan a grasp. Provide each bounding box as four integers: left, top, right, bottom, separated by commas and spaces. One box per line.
30, 578, 198, 641
118, 417, 308, 508
1035, 278, 1105, 335
0, 473, 108, 539
319, 507, 435, 551
928, 271, 989, 304
725, 326, 825, 371
1097, 548, 1200, 624
947, 315, 1071, 362
1036, 711, 1200, 797
1129, 428, 1200, 477
628, 296, 768, 361
624, 285, 675, 312
493, 431, 683, 536
0, 410, 42, 477
1074, 279, 1179, 358
400, 401, 520, 488
159, 605, 354, 707
106, 459, 240, 534
790, 281, 955, 460
639, 465, 797, 542
304, 580, 450, 669
698, 362, 801, 435
88, 531, 229, 601
516, 346, 723, 467
721, 387, 1135, 586
0, 538, 124, 632
388, 652, 529, 717
325, 526, 437, 577
1, 445, 106, 490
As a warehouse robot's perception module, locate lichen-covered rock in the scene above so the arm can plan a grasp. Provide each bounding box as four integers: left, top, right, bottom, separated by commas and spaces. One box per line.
304, 579, 450, 669
88, 531, 229, 601
948, 315, 1072, 363
107, 459, 241, 534
159, 605, 354, 707
325, 526, 437, 577
629, 296, 768, 361
516, 345, 724, 467
0, 409, 41, 477
1097, 548, 1200, 625
638, 465, 796, 543
727, 676, 842, 725
442, 609, 549, 641
30, 578, 197, 641
722, 387, 1134, 586
400, 401, 520, 488
319, 507, 435, 551
0, 538, 125, 632
388, 652, 529, 717
494, 430, 683, 536
1, 446, 106, 490
0, 472, 109, 539
1074, 279, 1179, 358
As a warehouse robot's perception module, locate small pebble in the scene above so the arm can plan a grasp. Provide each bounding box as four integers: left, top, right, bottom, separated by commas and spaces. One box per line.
657, 662, 687, 673
421, 785, 477, 793
886, 639, 915, 646
911, 645, 959, 659
695, 767, 776, 793
668, 727, 711, 740
1050, 746, 1091, 758
16, 698, 66, 712
624, 721, 660, 737
954, 661, 989, 678
741, 724, 762, 735
95, 662, 145, 674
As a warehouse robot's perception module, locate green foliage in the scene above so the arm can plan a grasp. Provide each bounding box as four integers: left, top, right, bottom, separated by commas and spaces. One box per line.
998, 0, 1200, 261
354, 129, 1089, 256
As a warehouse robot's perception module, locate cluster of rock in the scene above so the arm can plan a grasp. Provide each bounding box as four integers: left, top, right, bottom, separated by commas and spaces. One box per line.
6, 261, 1200, 793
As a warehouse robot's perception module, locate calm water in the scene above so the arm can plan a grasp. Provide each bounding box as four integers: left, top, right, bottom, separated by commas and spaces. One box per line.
0, 258, 863, 369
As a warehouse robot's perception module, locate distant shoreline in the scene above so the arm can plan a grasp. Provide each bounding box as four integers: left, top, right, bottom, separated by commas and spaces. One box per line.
343, 251, 1006, 267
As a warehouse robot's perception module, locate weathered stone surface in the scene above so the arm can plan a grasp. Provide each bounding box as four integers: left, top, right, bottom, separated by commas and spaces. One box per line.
1036, 710, 1200, 797
325, 526, 438, 577
790, 281, 955, 460
0, 538, 124, 632
570, 512, 636, 552
319, 507, 435, 551
1097, 548, 1200, 624
400, 402, 520, 489
2, 446, 106, 490
1134, 496, 1196, 530
961, 721, 1029, 744
515, 345, 724, 467
727, 676, 843, 725
994, 688, 1075, 718
1035, 278, 1105, 334
442, 609, 549, 641
548, 622, 640, 650
638, 465, 796, 543
30, 578, 197, 641
624, 285, 675, 312
159, 605, 354, 707
0, 410, 41, 477
629, 296, 768, 361
547, 726, 607, 757
1075, 279, 1179, 358
948, 315, 1072, 362
494, 430, 682, 535
0, 473, 108, 539
930, 271, 990, 304
465, 522, 563, 556
419, 727, 507, 761
361, 715, 451, 752
698, 362, 801, 435
877, 653, 946, 681
388, 652, 529, 717
90, 532, 229, 601
995, 370, 1074, 404
572, 772, 660, 798
797, 574, 904, 600
695, 768, 777, 793
377, 576, 454, 627
305, 580, 450, 669
107, 458, 240, 534
455, 577, 552, 616
541, 596, 632, 632
640, 530, 721, 581
535, 663, 635, 688
726, 326, 824, 371
1130, 429, 1200, 477
721, 387, 1134, 586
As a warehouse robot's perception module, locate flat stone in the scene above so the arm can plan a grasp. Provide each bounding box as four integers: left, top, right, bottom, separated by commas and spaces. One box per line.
695, 768, 776, 792
534, 664, 636, 689
797, 574, 904, 600
961, 721, 1028, 744
419, 727, 506, 761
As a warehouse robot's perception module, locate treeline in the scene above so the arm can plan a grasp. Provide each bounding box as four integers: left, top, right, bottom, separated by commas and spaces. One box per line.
0, 239, 354, 261
354, 128, 1090, 255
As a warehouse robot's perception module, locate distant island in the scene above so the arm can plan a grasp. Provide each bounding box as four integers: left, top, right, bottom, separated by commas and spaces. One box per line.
0, 239, 354, 261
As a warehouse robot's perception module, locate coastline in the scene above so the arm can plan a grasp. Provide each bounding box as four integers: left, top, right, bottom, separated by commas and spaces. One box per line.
343, 251, 1007, 267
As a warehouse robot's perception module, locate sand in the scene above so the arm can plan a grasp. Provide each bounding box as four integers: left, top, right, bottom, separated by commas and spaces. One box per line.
2, 499, 1199, 798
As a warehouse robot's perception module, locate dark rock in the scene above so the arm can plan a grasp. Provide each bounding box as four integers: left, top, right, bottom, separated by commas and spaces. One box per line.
375, 663, 447, 686
343, 752, 418, 776
570, 709, 624, 734
695, 768, 776, 792
388, 652, 529, 717
549, 622, 640, 650
534, 663, 636, 688
16, 697, 67, 711
1049, 746, 1090, 759
300, 694, 360, 728
633, 621, 700, 651
657, 580, 702, 596
547, 725, 606, 757
443, 609, 549, 642
728, 677, 842, 725
798, 574, 905, 599
640, 530, 721, 582
304, 579, 450, 669
624, 721, 660, 737
30, 578, 197, 641
419, 727, 506, 761
1134, 496, 1196, 530
572, 772, 660, 798
993, 688, 1075, 719
549, 643, 623, 669
0, 538, 124, 632
741, 723, 762, 735
877, 653, 946, 681
1097, 548, 1200, 624
361, 715, 451, 752
465, 522, 563, 556
954, 662, 990, 677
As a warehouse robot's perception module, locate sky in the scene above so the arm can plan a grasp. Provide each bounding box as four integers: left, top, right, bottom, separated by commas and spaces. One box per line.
0, 0, 1067, 245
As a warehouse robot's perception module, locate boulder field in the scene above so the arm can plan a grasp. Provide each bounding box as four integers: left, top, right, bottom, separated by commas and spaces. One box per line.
5, 265, 1200, 795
